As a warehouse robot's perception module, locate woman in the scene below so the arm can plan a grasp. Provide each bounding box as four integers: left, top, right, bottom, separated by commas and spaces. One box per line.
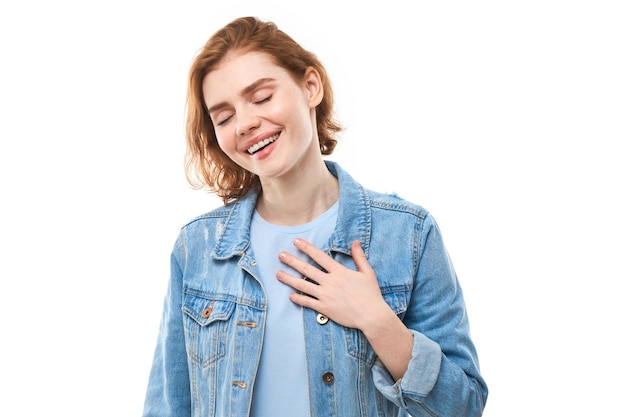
143, 16, 488, 417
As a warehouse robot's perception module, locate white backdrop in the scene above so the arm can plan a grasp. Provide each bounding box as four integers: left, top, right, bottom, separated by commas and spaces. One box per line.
1, 1, 624, 415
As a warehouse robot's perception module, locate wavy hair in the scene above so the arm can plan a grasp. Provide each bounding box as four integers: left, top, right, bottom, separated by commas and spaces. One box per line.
185, 16, 342, 203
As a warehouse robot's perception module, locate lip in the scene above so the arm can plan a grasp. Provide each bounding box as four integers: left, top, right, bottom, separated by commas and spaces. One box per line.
251, 139, 278, 160
243, 131, 281, 155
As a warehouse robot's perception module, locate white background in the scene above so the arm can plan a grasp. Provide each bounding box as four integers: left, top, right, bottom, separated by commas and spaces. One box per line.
1, 1, 624, 415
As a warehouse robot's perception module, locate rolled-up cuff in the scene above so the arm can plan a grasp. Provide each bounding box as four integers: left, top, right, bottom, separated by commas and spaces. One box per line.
372, 330, 442, 408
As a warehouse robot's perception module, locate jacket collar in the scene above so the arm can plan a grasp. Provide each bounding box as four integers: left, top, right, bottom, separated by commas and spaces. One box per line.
211, 160, 371, 259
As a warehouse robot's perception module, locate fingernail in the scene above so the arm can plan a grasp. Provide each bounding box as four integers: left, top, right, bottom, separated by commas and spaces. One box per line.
294, 238, 301, 247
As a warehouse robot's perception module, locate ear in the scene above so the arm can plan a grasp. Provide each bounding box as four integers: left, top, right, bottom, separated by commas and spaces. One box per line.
303, 67, 324, 108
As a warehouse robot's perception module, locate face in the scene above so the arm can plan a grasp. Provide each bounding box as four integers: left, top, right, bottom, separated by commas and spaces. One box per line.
202, 50, 323, 182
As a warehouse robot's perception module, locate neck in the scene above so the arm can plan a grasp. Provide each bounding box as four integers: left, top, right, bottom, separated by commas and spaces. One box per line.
256, 159, 339, 226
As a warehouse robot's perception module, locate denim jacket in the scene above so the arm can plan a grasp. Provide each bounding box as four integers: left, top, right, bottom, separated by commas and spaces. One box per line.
143, 161, 488, 417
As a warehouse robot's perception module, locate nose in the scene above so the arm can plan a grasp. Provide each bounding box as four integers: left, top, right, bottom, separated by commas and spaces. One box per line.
235, 109, 260, 136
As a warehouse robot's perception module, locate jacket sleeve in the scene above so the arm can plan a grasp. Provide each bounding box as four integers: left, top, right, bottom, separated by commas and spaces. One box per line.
372, 213, 488, 416
142, 235, 192, 417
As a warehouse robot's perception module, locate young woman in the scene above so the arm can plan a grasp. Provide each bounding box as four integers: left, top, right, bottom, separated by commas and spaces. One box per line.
143, 16, 488, 417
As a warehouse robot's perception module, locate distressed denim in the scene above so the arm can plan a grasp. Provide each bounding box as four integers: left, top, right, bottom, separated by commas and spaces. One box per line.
143, 161, 488, 417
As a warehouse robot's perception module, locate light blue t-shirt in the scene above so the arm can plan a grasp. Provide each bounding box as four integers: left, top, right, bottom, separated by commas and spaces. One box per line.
249, 202, 338, 417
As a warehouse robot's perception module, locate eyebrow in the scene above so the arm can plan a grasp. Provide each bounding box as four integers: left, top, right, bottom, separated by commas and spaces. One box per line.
207, 77, 276, 115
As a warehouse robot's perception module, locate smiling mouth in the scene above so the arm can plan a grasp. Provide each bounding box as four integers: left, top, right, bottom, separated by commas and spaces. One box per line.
247, 133, 279, 154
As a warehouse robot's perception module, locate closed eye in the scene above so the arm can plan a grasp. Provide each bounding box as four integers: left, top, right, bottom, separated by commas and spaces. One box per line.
216, 115, 232, 126
254, 95, 272, 105
212, 94, 271, 126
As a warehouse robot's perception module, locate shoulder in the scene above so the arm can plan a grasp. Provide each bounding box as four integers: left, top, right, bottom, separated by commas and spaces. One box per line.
365, 188, 430, 222
331, 160, 431, 222
177, 201, 237, 237
362, 188, 443, 244
184, 204, 233, 226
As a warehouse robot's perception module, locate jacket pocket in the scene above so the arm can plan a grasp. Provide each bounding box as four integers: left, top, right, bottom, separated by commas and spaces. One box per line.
182, 291, 235, 367
344, 287, 409, 363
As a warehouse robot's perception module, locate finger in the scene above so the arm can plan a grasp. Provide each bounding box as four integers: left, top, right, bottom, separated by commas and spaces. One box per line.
276, 270, 321, 298
287, 291, 320, 310
278, 249, 327, 281
293, 238, 336, 272
351, 240, 374, 274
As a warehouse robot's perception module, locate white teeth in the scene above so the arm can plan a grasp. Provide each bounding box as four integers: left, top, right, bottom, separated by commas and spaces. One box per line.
247, 134, 279, 154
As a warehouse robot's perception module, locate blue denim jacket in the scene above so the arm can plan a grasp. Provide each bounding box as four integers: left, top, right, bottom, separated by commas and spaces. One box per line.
143, 161, 488, 417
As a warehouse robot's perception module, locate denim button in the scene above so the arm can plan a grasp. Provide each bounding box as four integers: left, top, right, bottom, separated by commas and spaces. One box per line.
316, 313, 329, 325
322, 372, 334, 384
250, 260, 257, 267
202, 307, 213, 318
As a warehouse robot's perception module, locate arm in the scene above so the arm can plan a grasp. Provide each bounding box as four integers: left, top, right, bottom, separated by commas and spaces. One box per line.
142, 237, 191, 417
385, 214, 487, 416
277, 215, 488, 416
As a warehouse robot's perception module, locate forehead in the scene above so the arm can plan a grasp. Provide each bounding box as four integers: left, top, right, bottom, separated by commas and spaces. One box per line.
217, 49, 278, 73
203, 51, 291, 102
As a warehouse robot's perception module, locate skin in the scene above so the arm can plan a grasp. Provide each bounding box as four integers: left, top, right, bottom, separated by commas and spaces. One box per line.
203, 50, 413, 381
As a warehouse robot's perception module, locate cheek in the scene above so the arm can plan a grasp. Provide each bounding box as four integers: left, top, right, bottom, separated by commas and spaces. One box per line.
214, 131, 235, 154
276, 98, 312, 131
